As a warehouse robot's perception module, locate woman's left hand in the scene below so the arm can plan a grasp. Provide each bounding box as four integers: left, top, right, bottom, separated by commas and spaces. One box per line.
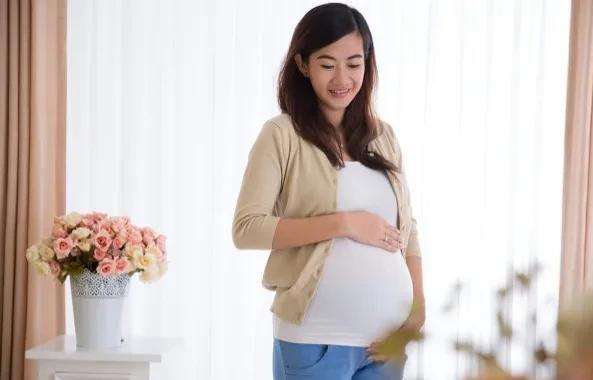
366, 300, 425, 363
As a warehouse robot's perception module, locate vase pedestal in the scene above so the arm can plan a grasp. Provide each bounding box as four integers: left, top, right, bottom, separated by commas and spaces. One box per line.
25, 335, 183, 380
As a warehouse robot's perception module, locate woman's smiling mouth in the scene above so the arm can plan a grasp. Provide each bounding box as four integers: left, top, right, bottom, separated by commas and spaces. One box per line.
329, 88, 351, 98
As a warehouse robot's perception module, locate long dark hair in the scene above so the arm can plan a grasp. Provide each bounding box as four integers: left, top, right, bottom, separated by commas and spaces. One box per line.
277, 2, 398, 173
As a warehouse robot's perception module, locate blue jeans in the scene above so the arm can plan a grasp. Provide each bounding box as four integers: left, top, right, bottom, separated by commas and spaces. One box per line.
273, 338, 406, 380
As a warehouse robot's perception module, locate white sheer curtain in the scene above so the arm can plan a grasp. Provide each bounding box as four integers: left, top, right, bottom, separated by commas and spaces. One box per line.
66, 0, 570, 379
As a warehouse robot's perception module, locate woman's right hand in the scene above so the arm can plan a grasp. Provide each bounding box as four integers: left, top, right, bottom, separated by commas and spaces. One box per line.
340, 210, 402, 252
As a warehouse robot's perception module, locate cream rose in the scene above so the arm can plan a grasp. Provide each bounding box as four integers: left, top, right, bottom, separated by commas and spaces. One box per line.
72, 227, 92, 240
53, 215, 66, 227
140, 264, 160, 283
134, 252, 157, 270
26, 245, 41, 262
39, 244, 55, 260
33, 260, 51, 276
77, 238, 92, 252
145, 244, 163, 260
64, 212, 83, 229
125, 244, 143, 259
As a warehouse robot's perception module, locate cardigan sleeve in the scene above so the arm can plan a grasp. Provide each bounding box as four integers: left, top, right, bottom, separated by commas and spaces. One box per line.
232, 120, 286, 250
382, 121, 422, 259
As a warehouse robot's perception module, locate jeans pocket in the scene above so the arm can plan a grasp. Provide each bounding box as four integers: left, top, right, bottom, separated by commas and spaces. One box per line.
277, 339, 332, 375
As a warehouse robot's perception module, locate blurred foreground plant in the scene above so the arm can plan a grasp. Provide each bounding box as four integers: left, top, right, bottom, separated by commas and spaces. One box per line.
446, 262, 593, 380
373, 261, 593, 380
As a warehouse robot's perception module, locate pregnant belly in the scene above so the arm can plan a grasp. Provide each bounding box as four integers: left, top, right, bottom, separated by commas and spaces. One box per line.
303, 237, 414, 341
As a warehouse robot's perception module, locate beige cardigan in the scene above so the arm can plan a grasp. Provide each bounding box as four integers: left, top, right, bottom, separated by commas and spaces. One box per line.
232, 113, 422, 325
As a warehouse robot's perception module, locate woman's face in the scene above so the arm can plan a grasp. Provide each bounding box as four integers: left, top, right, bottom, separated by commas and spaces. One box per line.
295, 32, 365, 122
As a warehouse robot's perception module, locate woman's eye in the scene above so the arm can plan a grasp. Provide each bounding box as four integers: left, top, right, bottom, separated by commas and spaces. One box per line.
321, 64, 361, 70
321, 64, 361, 69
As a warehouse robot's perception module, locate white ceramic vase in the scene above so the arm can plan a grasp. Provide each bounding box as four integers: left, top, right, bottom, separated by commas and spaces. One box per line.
70, 268, 130, 349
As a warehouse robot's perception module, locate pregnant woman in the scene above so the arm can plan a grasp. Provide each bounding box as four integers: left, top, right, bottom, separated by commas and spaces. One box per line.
232, 3, 425, 379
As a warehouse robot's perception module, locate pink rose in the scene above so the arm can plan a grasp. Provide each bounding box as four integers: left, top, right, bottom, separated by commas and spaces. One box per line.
52, 225, 68, 239
141, 227, 156, 245
113, 229, 127, 248
97, 258, 115, 277
48, 260, 61, 277
91, 212, 107, 221
109, 218, 122, 233
92, 219, 110, 234
53, 215, 66, 227
91, 223, 100, 233
81, 216, 94, 227
93, 230, 112, 252
156, 235, 166, 253
53, 237, 74, 259
115, 257, 131, 274
113, 235, 126, 249
156, 248, 165, 261
93, 248, 107, 261
101, 220, 113, 231
127, 227, 143, 244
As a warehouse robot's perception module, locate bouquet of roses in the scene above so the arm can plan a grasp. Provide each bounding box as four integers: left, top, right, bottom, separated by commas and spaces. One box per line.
25, 211, 168, 284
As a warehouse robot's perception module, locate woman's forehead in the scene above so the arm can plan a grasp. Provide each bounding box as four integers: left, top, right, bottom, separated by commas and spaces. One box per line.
312, 33, 364, 60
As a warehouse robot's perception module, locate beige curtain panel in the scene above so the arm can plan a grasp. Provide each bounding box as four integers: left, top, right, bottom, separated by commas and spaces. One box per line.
0, 0, 67, 379
559, 0, 593, 311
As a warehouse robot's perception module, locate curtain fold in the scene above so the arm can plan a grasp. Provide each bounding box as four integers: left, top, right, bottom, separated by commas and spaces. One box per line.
559, 0, 593, 311
0, 0, 66, 379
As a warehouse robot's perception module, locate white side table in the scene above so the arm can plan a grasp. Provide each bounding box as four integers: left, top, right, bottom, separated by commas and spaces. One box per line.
25, 334, 183, 380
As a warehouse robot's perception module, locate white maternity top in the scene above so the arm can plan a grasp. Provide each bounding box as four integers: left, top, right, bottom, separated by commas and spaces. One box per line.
273, 160, 414, 347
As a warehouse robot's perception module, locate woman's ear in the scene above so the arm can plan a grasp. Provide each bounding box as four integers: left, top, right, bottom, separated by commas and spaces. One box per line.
294, 54, 309, 77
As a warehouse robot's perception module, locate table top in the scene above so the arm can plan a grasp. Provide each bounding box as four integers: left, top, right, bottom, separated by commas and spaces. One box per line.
25, 334, 184, 363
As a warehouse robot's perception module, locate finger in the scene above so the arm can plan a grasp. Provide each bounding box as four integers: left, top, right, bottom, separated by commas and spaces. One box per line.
385, 224, 400, 234
386, 239, 399, 252
387, 231, 402, 245
381, 227, 401, 244
380, 239, 397, 252
383, 236, 401, 251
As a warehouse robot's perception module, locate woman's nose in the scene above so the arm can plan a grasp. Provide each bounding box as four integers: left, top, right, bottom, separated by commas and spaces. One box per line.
333, 66, 348, 84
